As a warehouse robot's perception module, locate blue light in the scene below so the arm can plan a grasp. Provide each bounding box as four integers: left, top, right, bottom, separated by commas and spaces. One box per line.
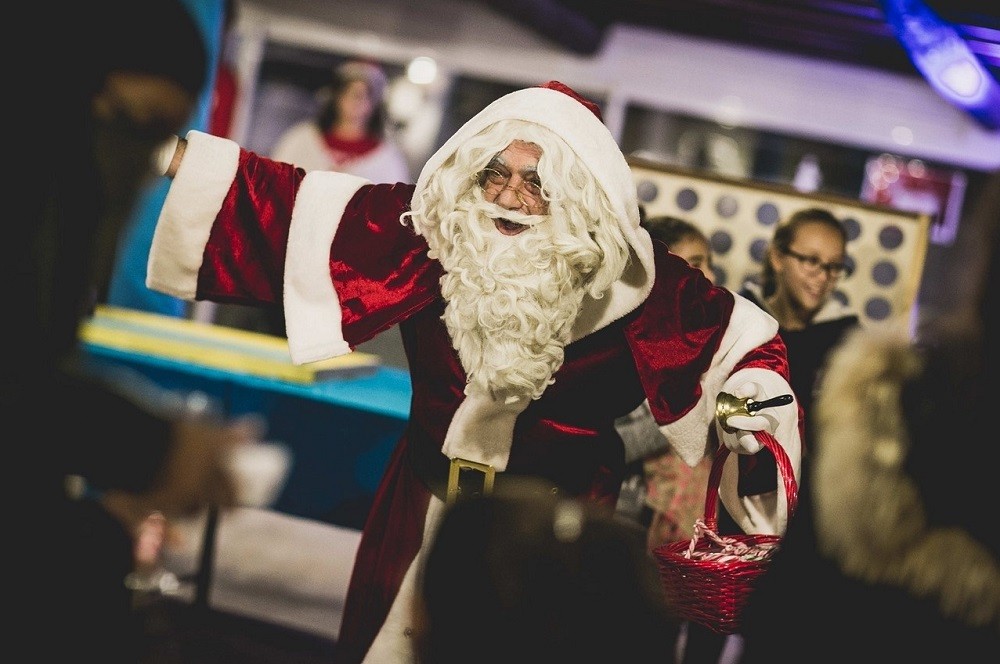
882, 0, 1000, 131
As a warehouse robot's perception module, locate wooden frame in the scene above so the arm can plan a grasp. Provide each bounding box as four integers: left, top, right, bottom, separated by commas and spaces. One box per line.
629, 157, 931, 327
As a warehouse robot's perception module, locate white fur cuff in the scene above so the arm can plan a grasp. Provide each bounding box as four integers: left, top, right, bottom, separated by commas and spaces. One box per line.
283, 170, 368, 364
440, 384, 530, 471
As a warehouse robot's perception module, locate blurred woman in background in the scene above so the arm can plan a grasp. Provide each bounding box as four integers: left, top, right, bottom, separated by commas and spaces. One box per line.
271, 59, 410, 183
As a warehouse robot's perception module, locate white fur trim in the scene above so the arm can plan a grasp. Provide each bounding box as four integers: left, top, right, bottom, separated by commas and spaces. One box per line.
362, 495, 447, 664
741, 279, 856, 324
147, 131, 239, 299
812, 294, 856, 324
414, 86, 654, 340
720, 477, 782, 535
653, 294, 799, 535
284, 170, 370, 364
569, 245, 653, 343
440, 383, 530, 471
659, 294, 780, 466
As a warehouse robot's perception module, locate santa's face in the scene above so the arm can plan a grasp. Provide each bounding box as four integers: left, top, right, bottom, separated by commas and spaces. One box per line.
477, 141, 547, 236
439, 141, 599, 402
409, 125, 621, 402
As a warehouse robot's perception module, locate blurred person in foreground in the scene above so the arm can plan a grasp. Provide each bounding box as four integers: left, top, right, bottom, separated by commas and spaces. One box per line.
739, 171, 1000, 661
11, 2, 261, 660
146, 80, 802, 663
416, 478, 680, 663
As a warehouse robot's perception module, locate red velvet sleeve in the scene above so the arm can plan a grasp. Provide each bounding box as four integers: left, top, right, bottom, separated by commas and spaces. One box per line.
626, 248, 735, 423
732, 333, 792, 380
331, 184, 444, 345
193, 148, 441, 345
196, 149, 304, 306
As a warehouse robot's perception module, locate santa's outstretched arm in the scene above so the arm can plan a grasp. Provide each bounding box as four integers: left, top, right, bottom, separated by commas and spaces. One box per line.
632, 285, 802, 536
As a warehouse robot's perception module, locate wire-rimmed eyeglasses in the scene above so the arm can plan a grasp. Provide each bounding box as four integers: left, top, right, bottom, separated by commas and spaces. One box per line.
781, 247, 851, 278
474, 166, 545, 212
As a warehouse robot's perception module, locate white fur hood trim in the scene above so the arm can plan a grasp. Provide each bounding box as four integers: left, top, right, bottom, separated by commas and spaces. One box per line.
740, 279, 857, 325
415, 85, 655, 342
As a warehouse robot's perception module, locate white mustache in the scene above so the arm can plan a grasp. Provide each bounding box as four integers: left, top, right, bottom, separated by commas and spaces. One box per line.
473, 200, 548, 227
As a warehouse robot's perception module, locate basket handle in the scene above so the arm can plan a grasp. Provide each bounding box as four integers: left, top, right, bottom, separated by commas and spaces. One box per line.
702, 430, 798, 531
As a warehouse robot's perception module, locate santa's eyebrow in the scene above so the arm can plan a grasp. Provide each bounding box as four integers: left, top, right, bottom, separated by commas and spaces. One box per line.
488, 155, 539, 177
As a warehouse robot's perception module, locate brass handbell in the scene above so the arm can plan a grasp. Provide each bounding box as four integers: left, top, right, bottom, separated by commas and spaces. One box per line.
716, 392, 794, 433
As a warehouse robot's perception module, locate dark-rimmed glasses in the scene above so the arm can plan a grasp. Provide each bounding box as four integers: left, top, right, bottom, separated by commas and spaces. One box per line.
781, 247, 850, 278
475, 166, 545, 213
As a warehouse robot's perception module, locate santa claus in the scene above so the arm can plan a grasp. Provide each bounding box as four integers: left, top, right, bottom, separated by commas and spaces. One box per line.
148, 81, 801, 662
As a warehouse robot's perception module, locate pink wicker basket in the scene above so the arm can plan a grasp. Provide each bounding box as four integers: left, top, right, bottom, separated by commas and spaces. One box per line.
653, 431, 798, 634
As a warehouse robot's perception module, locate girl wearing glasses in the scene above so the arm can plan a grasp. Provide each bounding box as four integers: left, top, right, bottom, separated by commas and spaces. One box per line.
740, 207, 859, 433
739, 177, 1000, 664
736, 207, 859, 546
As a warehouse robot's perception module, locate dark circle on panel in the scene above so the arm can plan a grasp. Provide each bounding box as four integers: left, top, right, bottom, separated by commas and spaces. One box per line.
842, 216, 862, 242
710, 230, 733, 255
675, 187, 699, 211
712, 265, 727, 288
716, 194, 738, 218
865, 297, 892, 321
756, 202, 781, 226
750, 237, 769, 263
636, 180, 658, 203
871, 260, 898, 286
831, 290, 849, 307
878, 224, 905, 250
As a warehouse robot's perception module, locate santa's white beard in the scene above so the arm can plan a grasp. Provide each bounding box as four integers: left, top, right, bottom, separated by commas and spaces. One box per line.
438, 202, 589, 402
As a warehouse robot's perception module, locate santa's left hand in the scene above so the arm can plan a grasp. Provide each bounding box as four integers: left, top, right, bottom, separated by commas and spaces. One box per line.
718, 381, 778, 455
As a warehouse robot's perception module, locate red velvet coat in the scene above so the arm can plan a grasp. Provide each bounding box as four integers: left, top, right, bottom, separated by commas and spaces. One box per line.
148, 131, 800, 662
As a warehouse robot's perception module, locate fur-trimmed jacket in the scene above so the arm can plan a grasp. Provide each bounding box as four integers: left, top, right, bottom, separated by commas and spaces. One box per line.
740, 324, 1000, 661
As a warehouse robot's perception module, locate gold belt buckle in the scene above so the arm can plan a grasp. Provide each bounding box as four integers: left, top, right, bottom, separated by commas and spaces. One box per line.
446, 457, 495, 505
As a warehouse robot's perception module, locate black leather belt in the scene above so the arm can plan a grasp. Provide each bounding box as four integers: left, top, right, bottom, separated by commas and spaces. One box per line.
408, 439, 561, 504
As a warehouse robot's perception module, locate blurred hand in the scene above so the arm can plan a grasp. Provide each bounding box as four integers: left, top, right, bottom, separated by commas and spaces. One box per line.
102, 413, 265, 529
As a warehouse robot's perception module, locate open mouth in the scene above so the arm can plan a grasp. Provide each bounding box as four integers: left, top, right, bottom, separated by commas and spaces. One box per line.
495, 217, 528, 236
